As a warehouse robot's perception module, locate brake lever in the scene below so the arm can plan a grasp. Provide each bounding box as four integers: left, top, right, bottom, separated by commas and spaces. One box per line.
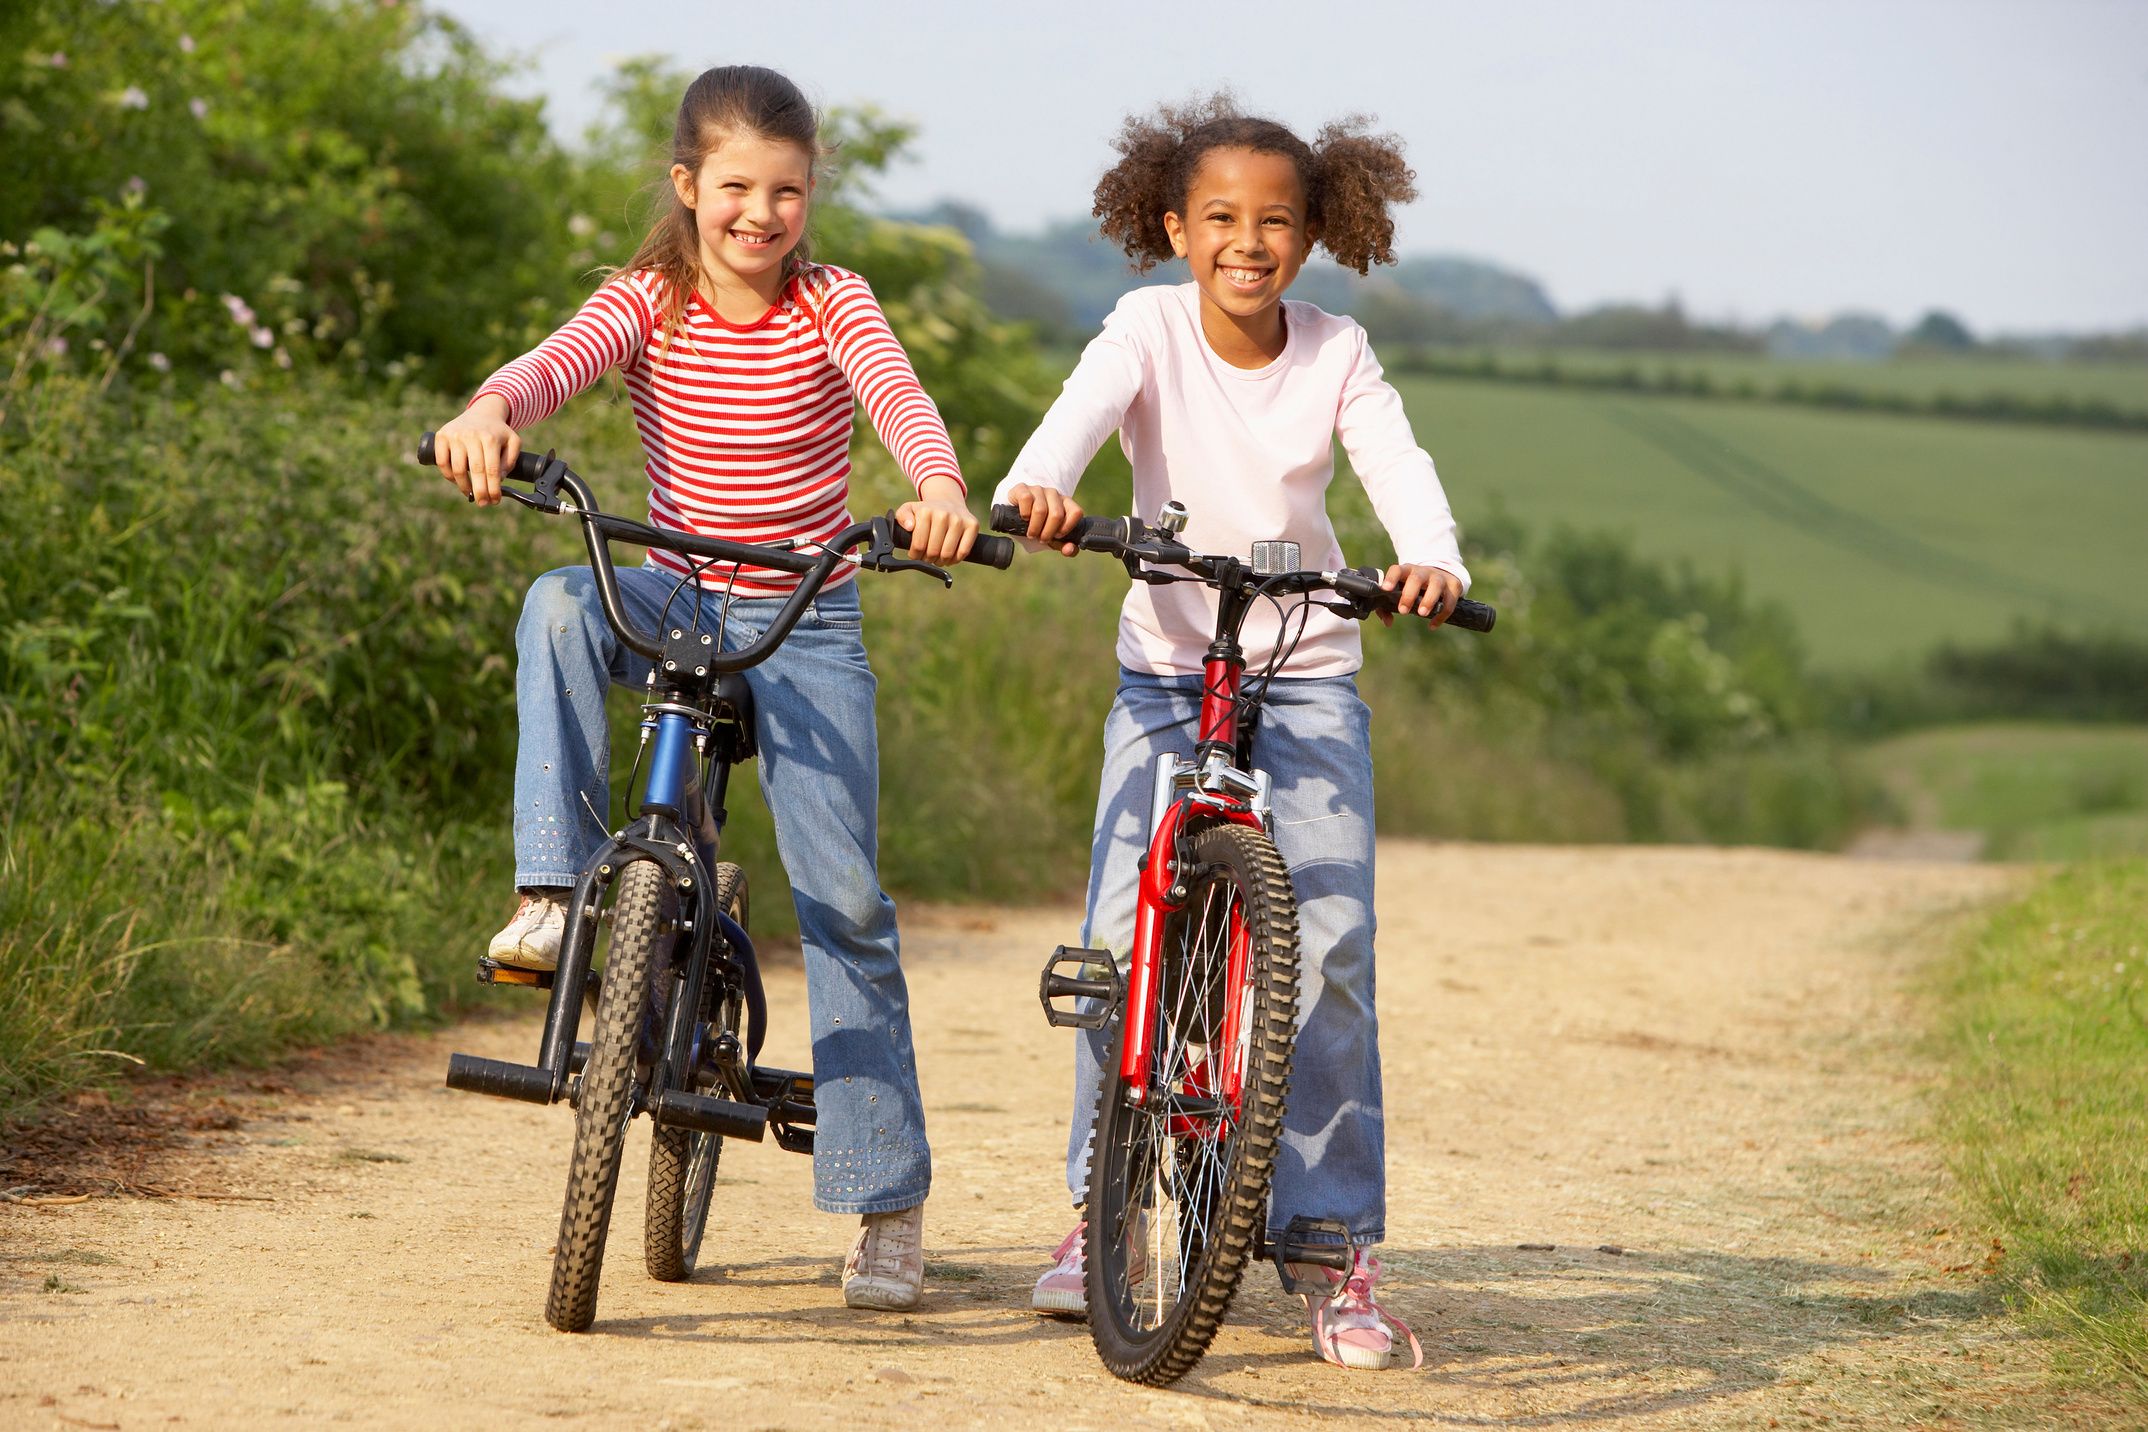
860, 514, 953, 587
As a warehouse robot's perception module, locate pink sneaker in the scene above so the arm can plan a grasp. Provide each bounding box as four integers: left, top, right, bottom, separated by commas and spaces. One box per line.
1029, 1218, 1147, 1316
1292, 1247, 1423, 1371
1030, 1223, 1088, 1314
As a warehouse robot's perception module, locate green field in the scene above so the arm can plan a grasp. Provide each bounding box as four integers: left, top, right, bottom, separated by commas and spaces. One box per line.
1386, 377, 2148, 668
1415, 350, 2148, 410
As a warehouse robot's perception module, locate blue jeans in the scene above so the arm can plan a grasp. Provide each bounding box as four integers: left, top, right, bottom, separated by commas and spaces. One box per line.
1067, 670, 1386, 1248
514, 565, 928, 1215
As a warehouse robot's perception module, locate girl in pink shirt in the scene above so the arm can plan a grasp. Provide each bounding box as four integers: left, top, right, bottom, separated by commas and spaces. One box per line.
998, 97, 1468, 1371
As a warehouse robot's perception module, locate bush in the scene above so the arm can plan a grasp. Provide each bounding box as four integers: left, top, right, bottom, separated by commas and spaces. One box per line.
1826, 625, 2148, 736
1, 0, 586, 391
0, 373, 554, 1113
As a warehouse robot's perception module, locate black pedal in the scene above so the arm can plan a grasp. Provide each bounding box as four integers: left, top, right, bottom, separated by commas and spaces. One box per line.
1039, 947, 1124, 1030
650, 1088, 769, 1142
445, 1054, 557, 1105
1268, 1216, 1353, 1297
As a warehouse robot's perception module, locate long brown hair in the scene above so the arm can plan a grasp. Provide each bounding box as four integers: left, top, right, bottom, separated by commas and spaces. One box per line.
616, 65, 824, 340
1094, 93, 1417, 276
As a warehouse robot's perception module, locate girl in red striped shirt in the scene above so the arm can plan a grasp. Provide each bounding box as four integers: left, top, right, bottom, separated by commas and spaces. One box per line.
429, 65, 971, 1311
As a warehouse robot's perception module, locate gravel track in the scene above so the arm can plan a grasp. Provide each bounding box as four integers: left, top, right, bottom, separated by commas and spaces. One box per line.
3, 841, 2124, 1429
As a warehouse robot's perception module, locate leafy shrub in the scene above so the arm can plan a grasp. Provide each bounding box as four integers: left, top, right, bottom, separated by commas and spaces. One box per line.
0, 373, 550, 1111
1, 0, 582, 390
1355, 513, 1868, 848
1827, 625, 2148, 736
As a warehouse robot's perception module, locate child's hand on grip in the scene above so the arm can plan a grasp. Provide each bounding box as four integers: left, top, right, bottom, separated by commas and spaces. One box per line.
1005, 483, 1085, 556
1380, 564, 1463, 627
432, 395, 520, 507
895, 477, 979, 567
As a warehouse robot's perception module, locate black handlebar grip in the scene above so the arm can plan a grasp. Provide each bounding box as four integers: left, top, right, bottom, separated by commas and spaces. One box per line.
888, 517, 1016, 570
1338, 567, 1496, 633
1447, 598, 1497, 633
416, 431, 544, 483
990, 503, 1117, 546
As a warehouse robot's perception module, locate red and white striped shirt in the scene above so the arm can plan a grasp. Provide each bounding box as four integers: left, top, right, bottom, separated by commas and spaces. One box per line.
476, 264, 963, 596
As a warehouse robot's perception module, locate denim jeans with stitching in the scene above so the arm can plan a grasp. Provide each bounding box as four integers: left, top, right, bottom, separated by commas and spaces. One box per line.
513, 564, 928, 1216
1066, 668, 1386, 1248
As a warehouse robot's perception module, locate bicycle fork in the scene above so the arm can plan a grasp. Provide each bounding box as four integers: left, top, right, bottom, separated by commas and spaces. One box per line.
1038, 751, 1272, 1112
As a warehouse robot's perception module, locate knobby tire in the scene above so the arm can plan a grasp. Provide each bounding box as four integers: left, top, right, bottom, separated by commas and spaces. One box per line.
1084, 822, 1299, 1385
545, 859, 671, 1332
645, 862, 748, 1282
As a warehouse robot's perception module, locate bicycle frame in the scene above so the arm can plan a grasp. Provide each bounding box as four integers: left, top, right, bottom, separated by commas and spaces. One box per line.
432, 440, 1009, 1153
1120, 585, 1270, 1108
1006, 505, 1486, 1112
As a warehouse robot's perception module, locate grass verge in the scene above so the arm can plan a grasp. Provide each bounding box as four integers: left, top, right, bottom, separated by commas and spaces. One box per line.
1935, 859, 2148, 1393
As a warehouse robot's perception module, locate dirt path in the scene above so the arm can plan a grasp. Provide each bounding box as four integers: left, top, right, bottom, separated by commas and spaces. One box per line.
1, 842, 2121, 1429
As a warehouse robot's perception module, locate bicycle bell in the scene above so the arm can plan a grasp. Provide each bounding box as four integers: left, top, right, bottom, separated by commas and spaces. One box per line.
1154, 500, 1189, 540
1250, 539, 1301, 576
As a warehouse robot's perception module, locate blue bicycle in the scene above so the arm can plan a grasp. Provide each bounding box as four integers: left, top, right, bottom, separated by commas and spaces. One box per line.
417, 434, 1011, 1332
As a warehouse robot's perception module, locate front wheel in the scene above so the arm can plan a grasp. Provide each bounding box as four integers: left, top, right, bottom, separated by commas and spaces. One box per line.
545, 858, 672, 1332
645, 862, 748, 1282
1085, 822, 1300, 1385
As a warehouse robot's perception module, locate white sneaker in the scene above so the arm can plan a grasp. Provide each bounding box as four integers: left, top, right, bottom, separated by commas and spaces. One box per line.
843, 1204, 924, 1311
487, 893, 567, 970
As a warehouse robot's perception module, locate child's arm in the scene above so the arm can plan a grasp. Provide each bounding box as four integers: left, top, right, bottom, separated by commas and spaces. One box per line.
432, 280, 654, 506
1335, 333, 1471, 625
810, 272, 975, 565
992, 328, 1148, 554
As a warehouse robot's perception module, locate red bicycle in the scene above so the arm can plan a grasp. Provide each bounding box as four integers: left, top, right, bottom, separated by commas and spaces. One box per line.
998, 501, 1494, 1385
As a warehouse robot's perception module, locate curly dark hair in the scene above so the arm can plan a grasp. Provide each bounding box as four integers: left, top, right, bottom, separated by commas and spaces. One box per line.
1093, 93, 1417, 276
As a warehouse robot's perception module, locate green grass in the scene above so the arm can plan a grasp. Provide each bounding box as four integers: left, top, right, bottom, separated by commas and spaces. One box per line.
1387, 377, 2148, 668
1935, 860, 2148, 1393
1401, 349, 2148, 410
1862, 725, 2148, 860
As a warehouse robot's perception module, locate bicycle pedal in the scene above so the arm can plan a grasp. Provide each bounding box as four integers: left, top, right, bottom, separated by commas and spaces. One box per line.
1039, 947, 1123, 1030
1268, 1216, 1353, 1296
476, 958, 553, 990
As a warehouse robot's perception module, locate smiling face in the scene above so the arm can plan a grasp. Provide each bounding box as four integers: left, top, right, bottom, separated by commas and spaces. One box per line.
1163, 146, 1314, 330
671, 133, 813, 297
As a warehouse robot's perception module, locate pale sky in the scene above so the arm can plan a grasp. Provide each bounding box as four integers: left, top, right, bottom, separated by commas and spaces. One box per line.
429, 0, 2148, 333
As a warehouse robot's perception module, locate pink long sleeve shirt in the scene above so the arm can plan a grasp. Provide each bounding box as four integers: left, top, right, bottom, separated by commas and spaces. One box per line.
991, 283, 1469, 678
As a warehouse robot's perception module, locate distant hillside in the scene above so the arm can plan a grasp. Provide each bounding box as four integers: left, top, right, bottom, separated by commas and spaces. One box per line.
901, 204, 2148, 363
902, 202, 1556, 336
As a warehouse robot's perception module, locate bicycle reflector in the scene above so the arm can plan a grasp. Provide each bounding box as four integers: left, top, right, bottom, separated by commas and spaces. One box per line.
1250, 540, 1300, 576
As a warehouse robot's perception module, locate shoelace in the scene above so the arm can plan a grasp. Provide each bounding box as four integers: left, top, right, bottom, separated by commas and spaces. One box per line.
1049, 1224, 1084, 1268
1312, 1252, 1424, 1370
852, 1215, 917, 1281
513, 894, 563, 924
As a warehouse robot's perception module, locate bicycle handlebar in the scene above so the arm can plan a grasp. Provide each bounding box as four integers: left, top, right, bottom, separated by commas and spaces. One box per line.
418, 432, 1011, 670
988, 503, 1495, 633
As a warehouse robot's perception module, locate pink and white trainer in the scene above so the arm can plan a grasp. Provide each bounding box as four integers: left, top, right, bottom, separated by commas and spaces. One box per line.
1030, 1218, 1147, 1316
1030, 1223, 1089, 1314
1291, 1247, 1423, 1371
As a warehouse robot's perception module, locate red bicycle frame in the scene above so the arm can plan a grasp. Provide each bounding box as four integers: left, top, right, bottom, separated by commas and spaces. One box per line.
1120, 648, 1266, 1109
